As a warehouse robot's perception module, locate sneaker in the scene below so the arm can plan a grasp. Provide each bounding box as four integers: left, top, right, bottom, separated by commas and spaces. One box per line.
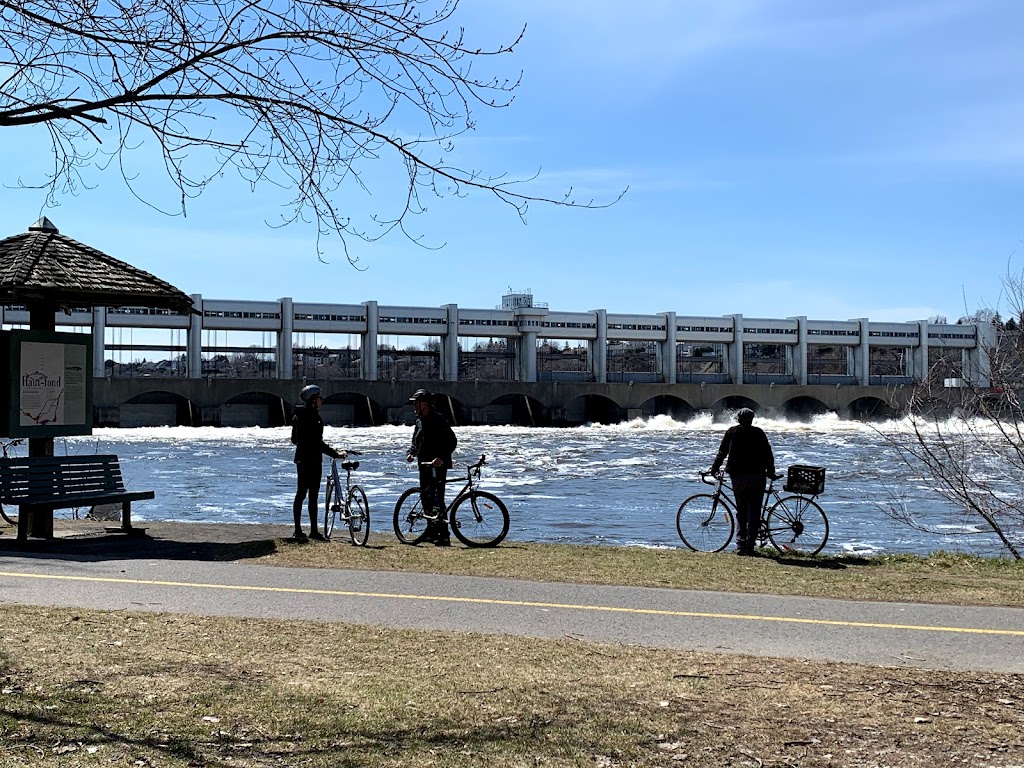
292, 531, 308, 541
433, 537, 451, 547
309, 531, 326, 541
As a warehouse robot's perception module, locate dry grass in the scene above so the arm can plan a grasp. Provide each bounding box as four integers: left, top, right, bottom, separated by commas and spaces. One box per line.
2, 525, 1022, 765
1, 605, 1021, 767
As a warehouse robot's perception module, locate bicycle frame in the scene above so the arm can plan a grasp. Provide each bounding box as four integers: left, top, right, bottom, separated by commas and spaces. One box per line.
393, 454, 510, 548
324, 451, 369, 546
680, 471, 829, 555
418, 455, 486, 518
699, 471, 786, 525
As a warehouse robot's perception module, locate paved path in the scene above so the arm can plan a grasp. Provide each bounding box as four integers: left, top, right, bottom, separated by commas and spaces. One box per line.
1, 521, 1022, 674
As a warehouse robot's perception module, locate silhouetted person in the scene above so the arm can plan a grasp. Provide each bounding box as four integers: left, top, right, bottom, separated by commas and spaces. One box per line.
406, 389, 458, 546
291, 384, 346, 541
709, 408, 776, 556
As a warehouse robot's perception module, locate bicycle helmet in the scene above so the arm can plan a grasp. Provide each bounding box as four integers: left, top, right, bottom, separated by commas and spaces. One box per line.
736, 407, 755, 425
408, 388, 433, 403
299, 384, 322, 404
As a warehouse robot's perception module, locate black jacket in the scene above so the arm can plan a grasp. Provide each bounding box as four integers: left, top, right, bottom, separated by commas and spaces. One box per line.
710, 424, 775, 477
291, 404, 341, 464
407, 409, 457, 469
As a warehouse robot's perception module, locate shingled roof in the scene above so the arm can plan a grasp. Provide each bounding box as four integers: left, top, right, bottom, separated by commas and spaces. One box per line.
0, 218, 193, 313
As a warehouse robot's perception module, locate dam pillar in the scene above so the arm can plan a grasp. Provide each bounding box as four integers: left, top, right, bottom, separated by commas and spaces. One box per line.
277, 296, 293, 379
912, 320, 929, 382
727, 314, 743, 384
661, 311, 676, 384
514, 304, 548, 382
442, 303, 459, 381
590, 308, 607, 383
187, 293, 203, 379
967, 322, 995, 387
362, 300, 379, 381
854, 318, 870, 385
788, 315, 807, 385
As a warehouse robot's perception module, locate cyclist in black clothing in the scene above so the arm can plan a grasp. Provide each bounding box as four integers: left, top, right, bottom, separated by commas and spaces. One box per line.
406, 389, 458, 546
291, 384, 346, 541
709, 407, 776, 556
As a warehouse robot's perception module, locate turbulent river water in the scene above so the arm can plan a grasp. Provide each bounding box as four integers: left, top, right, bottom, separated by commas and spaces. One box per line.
50, 413, 1020, 557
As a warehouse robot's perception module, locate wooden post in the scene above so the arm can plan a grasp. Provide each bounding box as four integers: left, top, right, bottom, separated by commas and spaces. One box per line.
26, 300, 56, 538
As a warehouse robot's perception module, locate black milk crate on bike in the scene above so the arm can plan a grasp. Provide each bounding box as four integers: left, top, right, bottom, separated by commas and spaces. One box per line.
784, 465, 826, 495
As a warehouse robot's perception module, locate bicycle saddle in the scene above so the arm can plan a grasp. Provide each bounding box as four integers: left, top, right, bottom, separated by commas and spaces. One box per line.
342, 461, 359, 471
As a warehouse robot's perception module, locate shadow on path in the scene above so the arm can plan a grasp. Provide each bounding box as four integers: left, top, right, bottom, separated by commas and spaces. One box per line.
0, 521, 291, 563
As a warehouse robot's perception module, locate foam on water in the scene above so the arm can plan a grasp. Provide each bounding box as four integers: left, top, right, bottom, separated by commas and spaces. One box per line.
46, 414, 1019, 556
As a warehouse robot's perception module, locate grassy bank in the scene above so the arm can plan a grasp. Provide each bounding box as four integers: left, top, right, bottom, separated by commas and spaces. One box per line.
254, 534, 1024, 608
2, 526, 1022, 766
1, 605, 1021, 767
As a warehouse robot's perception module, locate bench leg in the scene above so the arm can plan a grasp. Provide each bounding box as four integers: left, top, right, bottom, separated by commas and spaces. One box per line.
17, 506, 28, 541
18, 506, 54, 540
31, 507, 54, 539
121, 501, 133, 532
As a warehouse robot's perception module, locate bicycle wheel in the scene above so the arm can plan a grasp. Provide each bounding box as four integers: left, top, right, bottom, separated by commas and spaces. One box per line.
346, 485, 370, 547
676, 493, 735, 553
766, 495, 829, 555
324, 476, 340, 539
393, 487, 430, 545
0, 504, 16, 526
450, 491, 510, 548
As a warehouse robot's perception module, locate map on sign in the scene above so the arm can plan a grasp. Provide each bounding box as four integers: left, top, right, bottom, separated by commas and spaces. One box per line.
19, 341, 88, 428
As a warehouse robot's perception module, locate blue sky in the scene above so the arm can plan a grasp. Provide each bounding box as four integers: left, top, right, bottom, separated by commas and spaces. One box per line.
2, 0, 1022, 323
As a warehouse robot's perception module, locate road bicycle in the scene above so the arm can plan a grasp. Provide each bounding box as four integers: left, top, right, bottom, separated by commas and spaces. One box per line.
1, 439, 25, 525
676, 468, 829, 555
393, 454, 510, 547
323, 450, 370, 546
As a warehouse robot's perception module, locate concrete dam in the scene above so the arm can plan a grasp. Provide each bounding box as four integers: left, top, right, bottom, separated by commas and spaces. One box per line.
95, 378, 906, 428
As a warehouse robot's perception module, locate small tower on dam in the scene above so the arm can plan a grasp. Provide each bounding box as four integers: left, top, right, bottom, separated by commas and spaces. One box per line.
500, 288, 547, 310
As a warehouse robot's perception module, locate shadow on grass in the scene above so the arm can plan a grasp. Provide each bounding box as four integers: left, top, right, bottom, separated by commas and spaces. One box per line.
766, 553, 874, 570
0, 693, 577, 768
0, 534, 282, 563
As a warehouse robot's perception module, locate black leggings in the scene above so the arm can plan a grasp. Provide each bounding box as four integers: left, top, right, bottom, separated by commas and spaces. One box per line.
293, 461, 322, 531
730, 473, 766, 551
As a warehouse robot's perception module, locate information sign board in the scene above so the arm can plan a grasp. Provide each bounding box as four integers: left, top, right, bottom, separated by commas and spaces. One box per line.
1, 330, 94, 438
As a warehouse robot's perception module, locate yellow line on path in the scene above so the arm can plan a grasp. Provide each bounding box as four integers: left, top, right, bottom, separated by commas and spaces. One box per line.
2, 570, 1022, 637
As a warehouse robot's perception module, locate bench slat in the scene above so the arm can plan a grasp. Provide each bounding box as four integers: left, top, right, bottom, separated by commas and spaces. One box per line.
0, 456, 155, 538
23, 490, 155, 510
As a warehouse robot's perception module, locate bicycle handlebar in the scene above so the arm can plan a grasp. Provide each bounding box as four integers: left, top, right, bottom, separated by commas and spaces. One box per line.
698, 470, 719, 485
700, 470, 784, 484
418, 454, 487, 473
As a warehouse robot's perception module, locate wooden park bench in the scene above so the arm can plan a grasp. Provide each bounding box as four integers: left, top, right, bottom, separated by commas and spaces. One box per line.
0, 455, 155, 540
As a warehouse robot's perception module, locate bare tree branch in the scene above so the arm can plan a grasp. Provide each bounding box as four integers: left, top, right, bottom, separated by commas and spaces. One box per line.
0, 0, 624, 262
877, 270, 1024, 558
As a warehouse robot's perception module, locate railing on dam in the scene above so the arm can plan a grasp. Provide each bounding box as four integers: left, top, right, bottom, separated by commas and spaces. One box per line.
2, 296, 995, 389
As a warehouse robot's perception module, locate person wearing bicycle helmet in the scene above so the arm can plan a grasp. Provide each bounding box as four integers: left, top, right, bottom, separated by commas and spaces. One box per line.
406, 388, 458, 546
708, 407, 776, 556
290, 384, 346, 541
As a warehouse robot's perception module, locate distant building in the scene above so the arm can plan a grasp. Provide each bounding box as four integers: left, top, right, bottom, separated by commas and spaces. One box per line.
500, 288, 548, 310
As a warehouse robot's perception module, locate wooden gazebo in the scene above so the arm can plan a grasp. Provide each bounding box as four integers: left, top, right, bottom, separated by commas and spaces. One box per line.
0, 217, 194, 321
1, 217, 193, 457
